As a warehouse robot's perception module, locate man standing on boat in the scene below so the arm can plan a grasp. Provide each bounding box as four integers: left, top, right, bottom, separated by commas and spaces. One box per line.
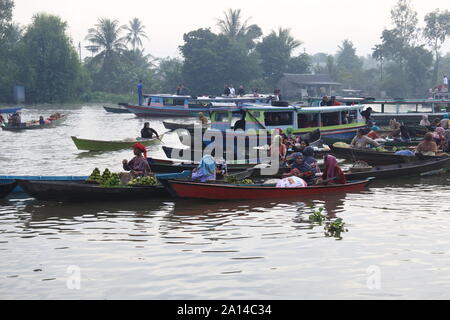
137, 80, 143, 106
444, 75, 448, 91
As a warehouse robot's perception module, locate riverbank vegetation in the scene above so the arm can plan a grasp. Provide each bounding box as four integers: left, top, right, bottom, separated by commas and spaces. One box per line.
1, 0, 450, 104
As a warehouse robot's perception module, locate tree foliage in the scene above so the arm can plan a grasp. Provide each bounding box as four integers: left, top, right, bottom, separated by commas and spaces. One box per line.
18, 14, 85, 103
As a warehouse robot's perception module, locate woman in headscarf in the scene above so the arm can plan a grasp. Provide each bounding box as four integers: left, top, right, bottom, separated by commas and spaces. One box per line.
416, 132, 438, 156
283, 154, 316, 184
192, 155, 217, 182
420, 115, 431, 127
321, 155, 346, 185
432, 127, 446, 149
367, 126, 381, 140
121, 143, 152, 184
302, 146, 320, 173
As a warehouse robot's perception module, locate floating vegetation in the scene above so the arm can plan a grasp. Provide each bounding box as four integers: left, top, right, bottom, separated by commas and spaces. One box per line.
324, 218, 348, 239
309, 207, 326, 224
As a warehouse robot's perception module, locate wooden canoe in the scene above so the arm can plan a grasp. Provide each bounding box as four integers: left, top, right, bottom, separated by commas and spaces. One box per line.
71, 134, 165, 152
0, 175, 88, 193
1, 115, 67, 131
160, 178, 374, 200
330, 144, 445, 166
17, 180, 170, 201
104, 106, 131, 114
0, 182, 17, 199
344, 157, 450, 180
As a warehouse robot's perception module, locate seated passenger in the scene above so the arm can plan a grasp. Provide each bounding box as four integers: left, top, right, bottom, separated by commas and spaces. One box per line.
320, 154, 347, 185
39, 116, 45, 125
192, 155, 217, 182
440, 114, 450, 130
420, 115, 431, 127
416, 132, 438, 156
284, 154, 316, 184
198, 112, 209, 126
367, 126, 381, 140
392, 125, 411, 142
121, 143, 152, 184
302, 146, 320, 173
432, 127, 446, 149
351, 129, 381, 149
270, 135, 287, 161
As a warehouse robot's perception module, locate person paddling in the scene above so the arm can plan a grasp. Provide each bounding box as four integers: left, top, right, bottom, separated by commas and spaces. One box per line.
320, 154, 346, 185
141, 122, 159, 139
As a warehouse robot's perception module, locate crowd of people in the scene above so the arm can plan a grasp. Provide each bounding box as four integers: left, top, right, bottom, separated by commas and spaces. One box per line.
348, 113, 450, 156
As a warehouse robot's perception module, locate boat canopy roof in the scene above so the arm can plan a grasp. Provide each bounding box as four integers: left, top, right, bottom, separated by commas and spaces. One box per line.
209, 104, 365, 114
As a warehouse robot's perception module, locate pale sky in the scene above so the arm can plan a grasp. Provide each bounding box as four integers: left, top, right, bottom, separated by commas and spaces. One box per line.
12, 0, 450, 59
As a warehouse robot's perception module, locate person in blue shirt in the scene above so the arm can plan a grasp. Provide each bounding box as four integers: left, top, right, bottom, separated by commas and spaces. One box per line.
137, 80, 143, 106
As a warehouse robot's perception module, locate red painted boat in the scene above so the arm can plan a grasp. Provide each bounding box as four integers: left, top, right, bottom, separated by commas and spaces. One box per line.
161, 179, 373, 200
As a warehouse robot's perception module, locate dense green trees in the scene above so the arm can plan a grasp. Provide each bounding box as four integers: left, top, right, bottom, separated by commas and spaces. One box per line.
1, 1, 450, 104
17, 14, 85, 103
180, 28, 261, 95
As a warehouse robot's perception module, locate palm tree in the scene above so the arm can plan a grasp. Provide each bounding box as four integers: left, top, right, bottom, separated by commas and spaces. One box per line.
273, 27, 302, 53
217, 9, 250, 38
217, 9, 262, 49
123, 18, 148, 51
85, 18, 127, 62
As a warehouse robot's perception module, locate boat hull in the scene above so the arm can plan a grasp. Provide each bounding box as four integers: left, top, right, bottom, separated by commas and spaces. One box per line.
17, 180, 170, 201
0, 175, 88, 193
71, 135, 163, 152
126, 105, 208, 117
104, 106, 131, 114
2, 115, 66, 131
0, 182, 17, 198
162, 179, 372, 200
345, 157, 450, 180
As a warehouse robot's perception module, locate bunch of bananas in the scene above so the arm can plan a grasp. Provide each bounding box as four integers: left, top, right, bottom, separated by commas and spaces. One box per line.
128, 175, 158, 186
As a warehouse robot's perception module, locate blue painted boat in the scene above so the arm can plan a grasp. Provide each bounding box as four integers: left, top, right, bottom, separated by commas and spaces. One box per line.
125, 94, 272, 117
0, 107, 22, 114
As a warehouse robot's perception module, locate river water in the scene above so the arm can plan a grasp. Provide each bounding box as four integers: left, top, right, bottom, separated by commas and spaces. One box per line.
1, 104, 450, 300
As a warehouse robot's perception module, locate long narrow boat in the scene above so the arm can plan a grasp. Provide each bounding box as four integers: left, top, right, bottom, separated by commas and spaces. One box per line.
16, 171, 190, 201
71, 134, 165, 152
330, 143, 446, 166
0, 182, 17, 198
1, 115, 67, 131
163, 121, 208, 132
344, 157, 450, 180
0, 175, 88, 193
160, 178, 373, 200
125, 94, 272, 117
103, 106, 131, 114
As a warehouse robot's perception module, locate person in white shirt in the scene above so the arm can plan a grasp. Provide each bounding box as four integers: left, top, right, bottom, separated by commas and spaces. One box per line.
229, 85, 236, 97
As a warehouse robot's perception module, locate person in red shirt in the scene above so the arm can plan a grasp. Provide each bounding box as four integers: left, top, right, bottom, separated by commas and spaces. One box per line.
367, 126, 381, 140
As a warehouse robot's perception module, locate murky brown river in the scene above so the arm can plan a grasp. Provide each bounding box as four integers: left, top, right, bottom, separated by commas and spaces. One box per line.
1, 104, 450, 299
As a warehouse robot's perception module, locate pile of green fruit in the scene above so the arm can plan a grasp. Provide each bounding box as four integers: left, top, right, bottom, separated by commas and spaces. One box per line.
374, 146, 388, 152
101, 173, 121, 187
128, 175, 158, 186
241, 179, 254, 185
87, 168, 121, 187
87, 168, 101, 183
